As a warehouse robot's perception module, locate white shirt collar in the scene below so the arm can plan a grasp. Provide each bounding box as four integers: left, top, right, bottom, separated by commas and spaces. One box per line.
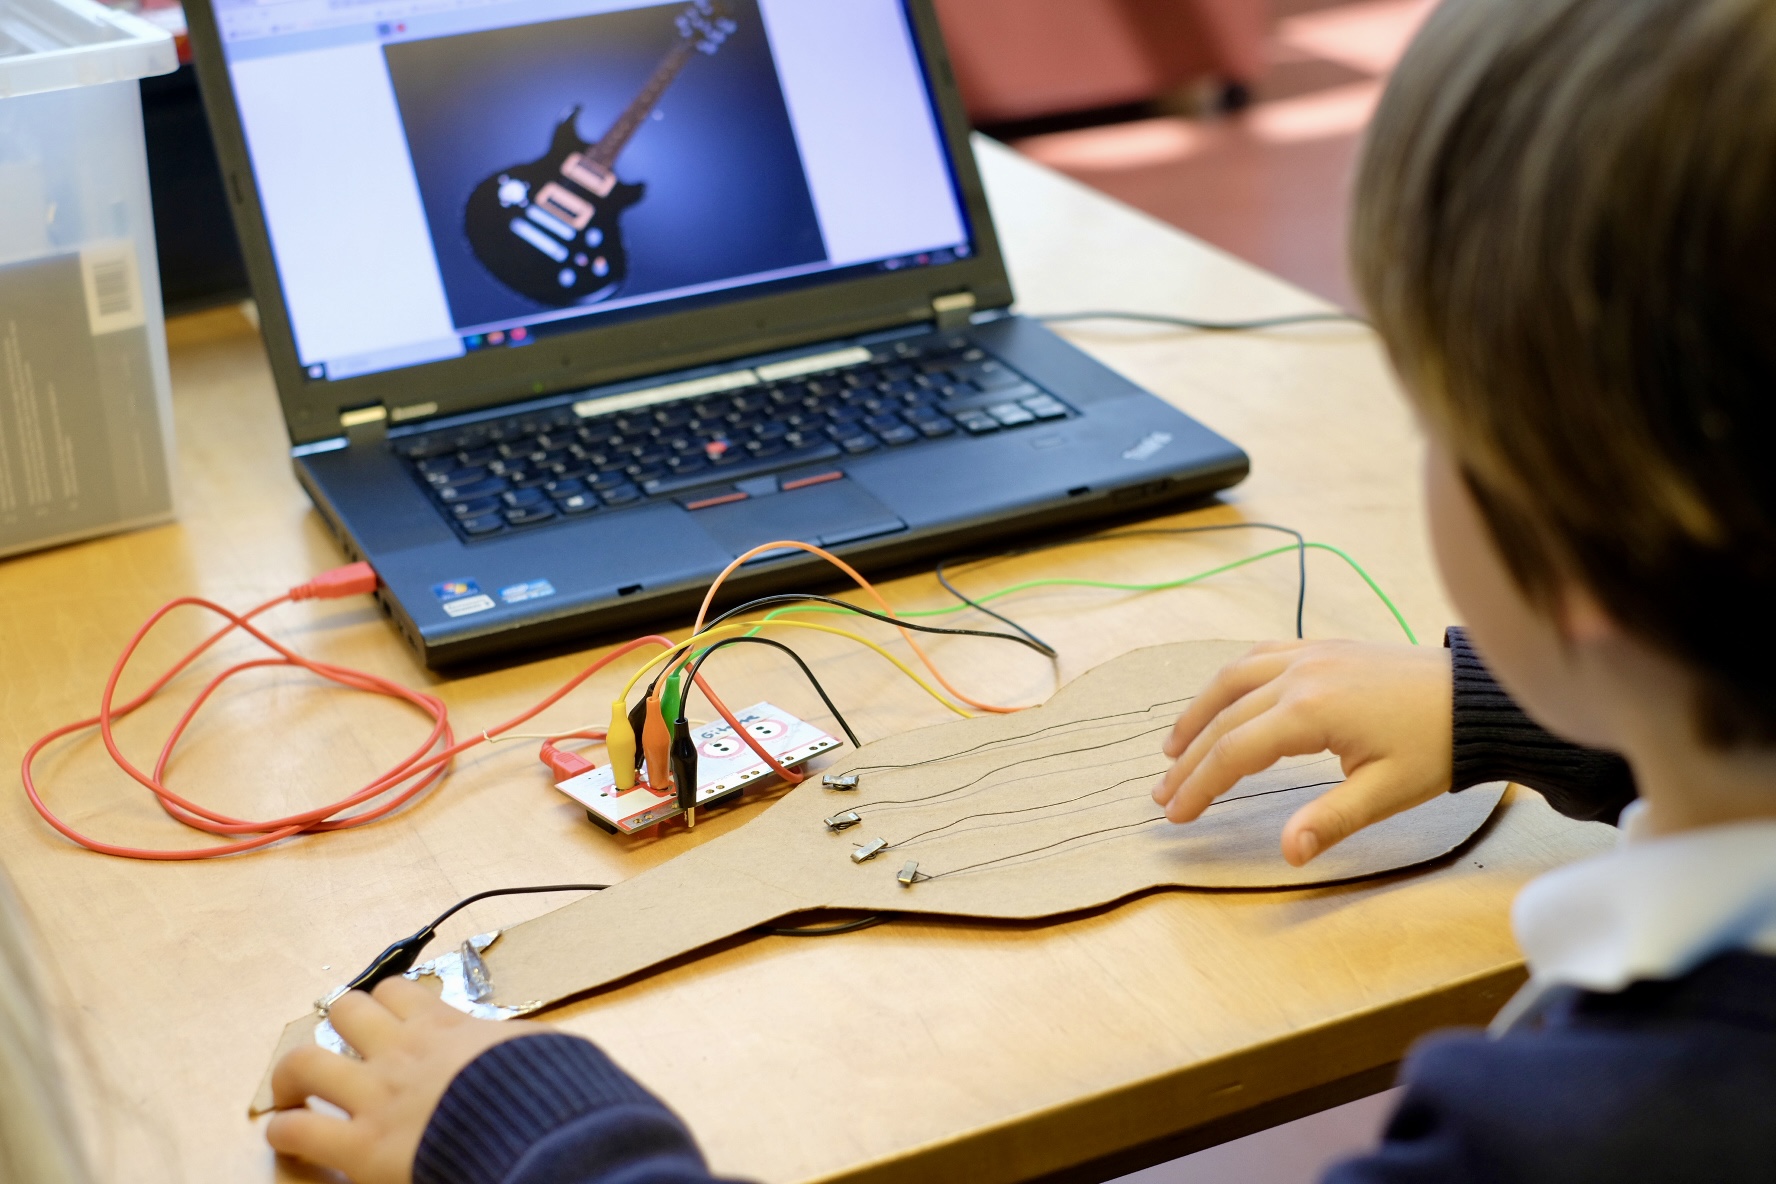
1511, 802, 1776, 994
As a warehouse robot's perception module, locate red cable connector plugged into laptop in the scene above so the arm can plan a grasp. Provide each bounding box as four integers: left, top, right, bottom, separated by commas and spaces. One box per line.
288, 561, 381, 602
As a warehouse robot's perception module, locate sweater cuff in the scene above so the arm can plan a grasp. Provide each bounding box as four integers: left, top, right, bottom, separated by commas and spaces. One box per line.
415, 1033, 678, 1184
1444, 627, 1637, 823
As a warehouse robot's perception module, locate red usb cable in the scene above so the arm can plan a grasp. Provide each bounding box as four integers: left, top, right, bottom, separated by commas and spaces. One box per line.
21, 564, 760, 860
23, 559, 859, 860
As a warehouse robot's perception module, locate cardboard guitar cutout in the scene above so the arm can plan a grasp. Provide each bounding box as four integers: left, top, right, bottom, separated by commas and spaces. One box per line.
253, 641, 1503, 1111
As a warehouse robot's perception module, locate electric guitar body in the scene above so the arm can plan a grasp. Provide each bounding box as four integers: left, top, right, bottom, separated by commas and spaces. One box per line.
465, 113, 644, 306
463, 0, 735, 308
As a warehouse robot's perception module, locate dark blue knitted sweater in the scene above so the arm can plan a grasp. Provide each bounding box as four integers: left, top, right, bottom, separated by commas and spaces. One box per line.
413, 1034, 725, 1184
415, 633, 1776, 1184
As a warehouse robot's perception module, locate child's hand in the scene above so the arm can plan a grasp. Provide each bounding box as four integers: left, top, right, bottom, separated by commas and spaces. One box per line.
266, 978, 548, 1184
1153, 640, 1453, 865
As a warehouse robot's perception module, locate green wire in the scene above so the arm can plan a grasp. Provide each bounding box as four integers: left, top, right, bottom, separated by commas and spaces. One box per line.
1301, 542, 1419, 645
743, 540, 1419, 645
659, 668, 685, 729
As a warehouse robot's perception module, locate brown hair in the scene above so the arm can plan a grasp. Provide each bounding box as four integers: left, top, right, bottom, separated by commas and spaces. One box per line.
1352, 0, 1776, 744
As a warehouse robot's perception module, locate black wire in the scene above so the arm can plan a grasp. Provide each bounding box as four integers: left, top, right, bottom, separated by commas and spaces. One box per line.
936, 522, 1308, 643
683, 635, 861, 748
344, 884, 611, 993
433, 886, 886, 941
935, 561, 1055, 653
421, 883, 609, 935
700, 592, 1055, 657
760, 914, 890, 936
643, 525, 1297, 711
626, 588, 1056, 715
1038, 309, 1368, 332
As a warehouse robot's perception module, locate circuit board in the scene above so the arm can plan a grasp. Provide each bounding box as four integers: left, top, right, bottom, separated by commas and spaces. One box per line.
554, 702, 841, 834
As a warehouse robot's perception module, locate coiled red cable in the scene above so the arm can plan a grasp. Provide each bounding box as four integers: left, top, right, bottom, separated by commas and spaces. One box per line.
19, 563, 782, 860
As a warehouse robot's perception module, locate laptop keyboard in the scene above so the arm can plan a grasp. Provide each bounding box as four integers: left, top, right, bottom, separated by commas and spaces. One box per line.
392, 335, 1074, 541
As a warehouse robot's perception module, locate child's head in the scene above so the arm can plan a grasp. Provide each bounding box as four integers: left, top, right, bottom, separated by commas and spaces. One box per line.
1353, 0, 1776, 751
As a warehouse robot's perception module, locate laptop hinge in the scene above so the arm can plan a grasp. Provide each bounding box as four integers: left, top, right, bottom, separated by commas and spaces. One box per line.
340, 403, 388, 448
932, 291, 977, 331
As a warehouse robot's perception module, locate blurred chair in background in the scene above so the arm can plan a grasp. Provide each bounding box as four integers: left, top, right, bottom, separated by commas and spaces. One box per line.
933, 0, 1272, 131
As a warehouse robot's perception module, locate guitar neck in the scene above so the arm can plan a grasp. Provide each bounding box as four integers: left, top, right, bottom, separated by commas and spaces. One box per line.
585, 38, 698, 170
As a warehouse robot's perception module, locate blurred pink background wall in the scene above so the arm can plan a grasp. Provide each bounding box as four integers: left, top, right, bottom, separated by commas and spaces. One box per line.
933, 0, 1273, 123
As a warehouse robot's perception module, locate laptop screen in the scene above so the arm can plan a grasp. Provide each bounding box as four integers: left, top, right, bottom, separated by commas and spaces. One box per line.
212, 0, 973, 383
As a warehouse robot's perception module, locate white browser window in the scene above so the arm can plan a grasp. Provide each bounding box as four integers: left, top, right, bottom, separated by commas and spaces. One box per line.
217, 0, 972, 381
230, 43, 464, 376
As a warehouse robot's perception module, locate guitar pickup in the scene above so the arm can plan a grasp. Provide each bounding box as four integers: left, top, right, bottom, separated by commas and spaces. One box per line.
525, 205, 576, 242
509, 217, 568, 262
562, 152, 617, 198
535, 181, 594, 230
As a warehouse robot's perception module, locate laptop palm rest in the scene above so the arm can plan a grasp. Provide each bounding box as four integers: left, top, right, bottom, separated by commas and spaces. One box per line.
685, 474, 906, 557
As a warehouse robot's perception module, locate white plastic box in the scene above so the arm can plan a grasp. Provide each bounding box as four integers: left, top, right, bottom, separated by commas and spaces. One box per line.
0, 0, 178, 558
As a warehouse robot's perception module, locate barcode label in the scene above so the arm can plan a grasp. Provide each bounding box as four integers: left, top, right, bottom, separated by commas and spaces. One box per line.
80, 244, 145, 335
93, 259, 131, 315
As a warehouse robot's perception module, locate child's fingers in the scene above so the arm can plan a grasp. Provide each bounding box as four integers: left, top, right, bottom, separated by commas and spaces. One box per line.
270, 1044, 377, 1114
1163, 705, 1331, 824
326, 989, 405, 1056
1161, 645, 1299, 759
265, 1106, 364, 1175
1155, 680, 1283, 804
1278, 761, 1425, 866
372, 975, 455, 1022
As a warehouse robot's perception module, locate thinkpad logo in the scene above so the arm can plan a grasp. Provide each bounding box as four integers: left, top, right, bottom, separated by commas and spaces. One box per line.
1122, 431, 1173, 461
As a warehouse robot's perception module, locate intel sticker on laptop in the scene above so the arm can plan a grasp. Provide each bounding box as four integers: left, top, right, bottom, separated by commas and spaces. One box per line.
500, 579, 556, 605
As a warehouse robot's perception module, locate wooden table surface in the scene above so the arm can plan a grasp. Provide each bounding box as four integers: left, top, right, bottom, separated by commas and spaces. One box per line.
0, 140, 1609, 1183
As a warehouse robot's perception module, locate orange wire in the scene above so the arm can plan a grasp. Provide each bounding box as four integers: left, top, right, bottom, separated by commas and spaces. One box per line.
683, 674, 805, 784
24, 541, 1026, 859
690, 540, 1032, 714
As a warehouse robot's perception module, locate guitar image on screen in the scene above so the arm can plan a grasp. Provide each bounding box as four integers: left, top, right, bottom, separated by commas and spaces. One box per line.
464, 0, 737, 307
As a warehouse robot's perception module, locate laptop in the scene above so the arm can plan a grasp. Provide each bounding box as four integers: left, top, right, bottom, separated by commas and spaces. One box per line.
184, 0, 1249, 668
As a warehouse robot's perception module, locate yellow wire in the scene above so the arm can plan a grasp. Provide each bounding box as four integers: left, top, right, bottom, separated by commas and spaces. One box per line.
612, 617, 973, 724
743, 618, 973, 718
618, 622, 748, 698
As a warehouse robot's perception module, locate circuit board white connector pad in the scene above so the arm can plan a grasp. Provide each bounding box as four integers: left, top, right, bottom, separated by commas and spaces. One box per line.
555, 702, 841, 834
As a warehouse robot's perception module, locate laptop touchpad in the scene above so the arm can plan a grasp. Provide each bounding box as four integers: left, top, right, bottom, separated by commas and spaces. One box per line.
685, 474, 906, 557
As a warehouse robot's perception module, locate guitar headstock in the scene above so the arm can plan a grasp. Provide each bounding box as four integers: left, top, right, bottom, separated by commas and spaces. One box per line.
676, 0, 737, 55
